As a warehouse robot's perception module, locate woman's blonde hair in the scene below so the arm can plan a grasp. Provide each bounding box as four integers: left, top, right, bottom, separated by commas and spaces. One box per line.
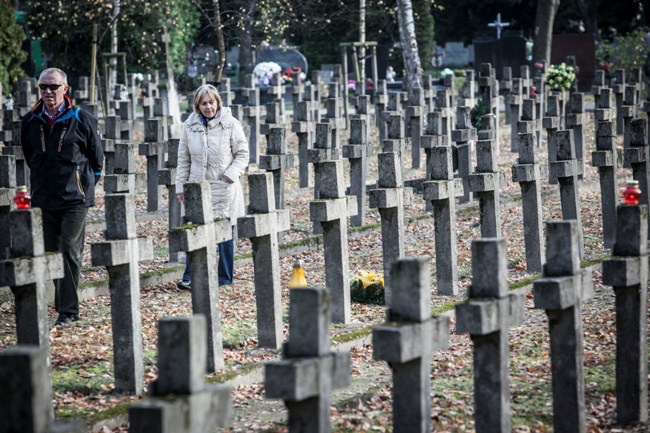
193, 84, 222, 114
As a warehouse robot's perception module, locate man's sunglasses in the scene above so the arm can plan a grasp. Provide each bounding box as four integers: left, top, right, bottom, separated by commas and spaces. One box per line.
38, 84, 65, 91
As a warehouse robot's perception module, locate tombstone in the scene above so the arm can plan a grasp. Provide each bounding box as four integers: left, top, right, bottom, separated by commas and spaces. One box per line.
470, 115, 502, 238
129, 316, 232, 433
90, 194, 153, 394
382, 113, 406, 181
237, 173, 289, 349
621, 85, 638, 166
0, 155, 16, 260
2, 143, 29, 188
507, 78, 524, 151
459, 70, 476, 108
456, 239, 525, 433
478, 63, 500, 156
0, 346, 85, 433
592, 70, 606, 99
511, 132, 545, 272
436, 89, 455, 153
518, 97, 542, 155
368, 151, 407, 305
323, 84, 346, 147
550, 130, 584, 258
220, 77, 235, 106
612, 69, 626, 135
501, 66, 513, 125
292, 100, 314, 188
158, 138, 183, 262
422, 145, 462, 295
474, 36, 527, 80
543, 94, 561, 184
0, 208, 63, 348
406, 88, 425, 169
342, 118, 368, 227
168, 182, 232, 371
265, 287, 351, 433
533, 221, 593, 433
626, 118, 650, 237
242, 74, 263, 165
104, 142, 137, 194
375, 80, 389, 142
602, 204, 649, 425
592, 121, 618, 248
452, 106, 477, 204
373, 258, 450, 433
139, 118, 168, 212
259, 126, 294, 213
308, 125, 356, 323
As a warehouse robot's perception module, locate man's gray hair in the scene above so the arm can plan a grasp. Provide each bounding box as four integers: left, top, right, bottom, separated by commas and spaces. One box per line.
39, 68, 68, 85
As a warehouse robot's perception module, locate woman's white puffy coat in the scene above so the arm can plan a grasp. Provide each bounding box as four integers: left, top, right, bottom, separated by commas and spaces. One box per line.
175, 108, 249, 224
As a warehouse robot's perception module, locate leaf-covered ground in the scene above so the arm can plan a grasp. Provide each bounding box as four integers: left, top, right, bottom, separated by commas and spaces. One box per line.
0, 99, 647, 432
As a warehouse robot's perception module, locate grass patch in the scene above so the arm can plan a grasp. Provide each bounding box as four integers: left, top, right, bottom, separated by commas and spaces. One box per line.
431, 301, 458, 316
52, 362, 113, 395
223, 318, 257, 349
332, 326, 374, 345
208, 362, 260, 384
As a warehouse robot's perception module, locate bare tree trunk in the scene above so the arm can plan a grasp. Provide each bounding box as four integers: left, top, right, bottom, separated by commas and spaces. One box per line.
533, 0, 560, 68
358, 0, 366, 95
396, 0, 422, 99
213, 0, 226, 83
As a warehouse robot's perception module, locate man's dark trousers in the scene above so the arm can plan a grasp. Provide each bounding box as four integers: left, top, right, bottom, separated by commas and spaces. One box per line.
42, 208, 87, 316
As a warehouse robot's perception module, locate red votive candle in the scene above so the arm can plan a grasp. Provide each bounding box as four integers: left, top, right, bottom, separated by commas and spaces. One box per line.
623, 180, 641, 205
13, 185, 31, 209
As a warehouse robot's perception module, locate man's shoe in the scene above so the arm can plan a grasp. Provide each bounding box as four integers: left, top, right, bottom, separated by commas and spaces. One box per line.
177, 280, 191, 290
54, 313, 80, 326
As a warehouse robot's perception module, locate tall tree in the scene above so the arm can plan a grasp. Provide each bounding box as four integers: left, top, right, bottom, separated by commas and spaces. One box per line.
0, 0, 27, 92
396, 0, 423, 97
533, 0, 560, 68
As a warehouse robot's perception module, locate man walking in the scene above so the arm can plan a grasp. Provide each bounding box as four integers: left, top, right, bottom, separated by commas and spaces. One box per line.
21, 67, 103, 326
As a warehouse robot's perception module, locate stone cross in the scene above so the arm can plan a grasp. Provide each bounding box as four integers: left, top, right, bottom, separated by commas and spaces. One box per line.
243, 74, 263, 165
517, 98, 541, 153
0, 346, 85, 433
626, 118, 650, 237
129, 316, 232, 433
543, 94, 561, 184
501, 66, 513, 125
435, 89, 454, 150
0, 154, 16, 259
533, 221, 593, 433
220, 77, 235, 106
520, 65, 532, 98
511, 132, 545, 272
621, 84, 639, 166
2, 141, 29, 187
292, 100, 314, 188
452, 106, 477, 204
373, 257, 450, 433
533, 75, 546, 125
158, 138, 183, 262
592, 70, 606, 99
308, 128, 356, 322
139, 118, 168, 212
261, 101, 283, 143
259, 125, 294, 213
550, 90, 567, 129
342, 117, 369, 227
456, 239, 525, 433
382, 113, 406, 183
168, 181, 232, 371
443, 74, 457, 107
91, 193, 153, 395
104, 142, 137, 194
374, 81, 389, 141
237, 173, 290, 349
406, 88, 425, 169
265, 287, 351, 433
612, 69, 626, 135
368, 151, 407, 305
459, 70, 476, 108
470, 115, 503, 238
507, 78, 523, 151
324, 83, 346, 147
592, 120, 618, 248
118, 100, 135, 141
594, 88, 615, 149
487, 13, 510, 39
0, 208, 63, 348
478, 63, 499, 155
550, 130, 584, 258
602, 204, 648, 425
422, 144, 463, 295
308, 70, 323, 123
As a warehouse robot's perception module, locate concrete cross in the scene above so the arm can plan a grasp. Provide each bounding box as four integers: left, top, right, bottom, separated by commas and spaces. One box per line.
488, 13, 510, 39
592, 120, 618, 248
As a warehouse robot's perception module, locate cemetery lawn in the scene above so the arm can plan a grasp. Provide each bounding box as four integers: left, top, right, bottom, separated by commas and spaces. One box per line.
1, 103, 648, 432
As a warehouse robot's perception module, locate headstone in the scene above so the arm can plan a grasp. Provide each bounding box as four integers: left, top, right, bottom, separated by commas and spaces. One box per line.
90, 194, 153, 394
308, 131, 356, 322
422, 144, 462, 295
292, 100, 314, 188
0, 208, 63, 348
543, 94, 561, 184
158, 138, 183, 262
592, 121, 618, 248
342, 118, 368, 227
129, 316, 232, 433
373, 258, 450, 433
507, 78, 523, 151
533, 221, 593, 433
626, 118, 650, 237
595, 88, 615, 146
104, 142, 137, 194
139, 118, 168, 212
452, 106, 477, 204
0, 346, 85, 433
612, 69, 626, 135
237, 173, 290, 348
259, 126, 294, 213
518, 98, 542, 154
168, 182, 232, 371
265, 287, 351, 433
368, 151, 407, 304
511, 132, 545, 272
470, 115, 503, 237
242, 74, 263, 165
456, 239, 525, 433
621, 84, 638, 165
501, 66, 513, 125
602, 204, 649, 425
0, 155, 16, 259
550, 130, 585, 257
406, 88, 425, 169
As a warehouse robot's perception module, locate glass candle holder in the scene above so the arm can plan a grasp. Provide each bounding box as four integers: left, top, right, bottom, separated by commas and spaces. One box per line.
13, 186, 31, 209
623, 180, 641, 205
